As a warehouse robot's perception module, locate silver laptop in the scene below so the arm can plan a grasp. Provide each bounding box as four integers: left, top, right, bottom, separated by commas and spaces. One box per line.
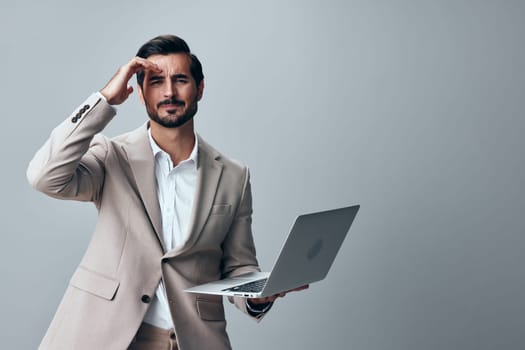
184, 205, 360, 298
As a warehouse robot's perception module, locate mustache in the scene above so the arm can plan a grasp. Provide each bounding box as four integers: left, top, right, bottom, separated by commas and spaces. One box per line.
157, 98, 185, 108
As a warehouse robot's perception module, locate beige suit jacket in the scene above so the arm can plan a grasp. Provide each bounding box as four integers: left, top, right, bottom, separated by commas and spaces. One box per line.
27, 93, 263, 350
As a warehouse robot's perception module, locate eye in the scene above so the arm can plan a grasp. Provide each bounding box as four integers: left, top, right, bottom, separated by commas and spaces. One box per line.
148, 77, 164, 86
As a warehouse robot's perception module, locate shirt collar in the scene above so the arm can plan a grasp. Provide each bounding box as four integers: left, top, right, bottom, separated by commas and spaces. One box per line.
148, 128, 199, 168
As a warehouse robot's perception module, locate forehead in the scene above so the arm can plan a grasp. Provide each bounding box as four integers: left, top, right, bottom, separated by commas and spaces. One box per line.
145, 53, 192, 74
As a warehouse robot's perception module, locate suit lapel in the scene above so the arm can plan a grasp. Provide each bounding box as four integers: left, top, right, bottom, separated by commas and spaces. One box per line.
164, 136, 223, 258
123, 124, 165, 251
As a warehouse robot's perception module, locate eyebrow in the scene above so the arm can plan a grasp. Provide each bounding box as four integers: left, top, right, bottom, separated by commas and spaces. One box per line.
147, 75, 164, 82
172, 73, 190, 80
147, 73, 190, 81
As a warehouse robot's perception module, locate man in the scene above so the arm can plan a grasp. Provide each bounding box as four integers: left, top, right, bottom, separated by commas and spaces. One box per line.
27, 35, 305, 350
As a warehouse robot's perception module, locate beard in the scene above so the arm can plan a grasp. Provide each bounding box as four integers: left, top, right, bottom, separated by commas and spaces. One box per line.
145, 97, 198, 128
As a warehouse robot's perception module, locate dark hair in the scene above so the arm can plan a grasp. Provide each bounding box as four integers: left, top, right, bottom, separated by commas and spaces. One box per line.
135, 34, 204, 88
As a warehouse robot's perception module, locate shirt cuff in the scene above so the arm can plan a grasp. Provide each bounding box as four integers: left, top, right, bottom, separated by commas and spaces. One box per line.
96, 91, 108, 102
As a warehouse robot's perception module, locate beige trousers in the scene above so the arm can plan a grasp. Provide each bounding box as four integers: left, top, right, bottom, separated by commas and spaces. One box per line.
128, 323, 178, 350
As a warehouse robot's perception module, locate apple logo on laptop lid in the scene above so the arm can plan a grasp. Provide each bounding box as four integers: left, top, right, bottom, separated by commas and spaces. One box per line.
307, 238, 323, 261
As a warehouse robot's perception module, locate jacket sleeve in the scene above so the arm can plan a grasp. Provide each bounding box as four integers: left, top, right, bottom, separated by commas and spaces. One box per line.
26, 93, 116, 205
221, 167, 273, 322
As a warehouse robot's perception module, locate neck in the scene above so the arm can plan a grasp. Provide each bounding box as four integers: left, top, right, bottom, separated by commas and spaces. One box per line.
149, 120, 196, 166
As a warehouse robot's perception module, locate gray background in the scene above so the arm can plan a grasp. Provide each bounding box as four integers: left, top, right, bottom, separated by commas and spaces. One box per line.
1, 0, 524, 349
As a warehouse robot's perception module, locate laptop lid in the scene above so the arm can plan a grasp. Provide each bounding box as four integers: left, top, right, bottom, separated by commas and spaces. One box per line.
260, 204, 360, 296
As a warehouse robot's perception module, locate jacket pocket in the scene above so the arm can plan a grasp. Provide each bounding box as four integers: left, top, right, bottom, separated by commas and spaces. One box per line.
69, 266, 120, 300
196, 296, 225, 321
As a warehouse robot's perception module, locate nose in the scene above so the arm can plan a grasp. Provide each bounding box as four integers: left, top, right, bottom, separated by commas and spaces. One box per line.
163, 81, 177, 98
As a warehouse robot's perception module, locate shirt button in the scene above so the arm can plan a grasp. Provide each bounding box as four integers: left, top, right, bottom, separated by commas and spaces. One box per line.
141, 295, 151, 303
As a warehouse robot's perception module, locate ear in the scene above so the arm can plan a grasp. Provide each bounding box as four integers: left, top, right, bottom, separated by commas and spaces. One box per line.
137, 84, 145, 105
197, 79, 204, 101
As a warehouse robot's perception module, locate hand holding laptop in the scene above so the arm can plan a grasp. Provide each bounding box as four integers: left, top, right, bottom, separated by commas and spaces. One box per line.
248, 284, 310, 305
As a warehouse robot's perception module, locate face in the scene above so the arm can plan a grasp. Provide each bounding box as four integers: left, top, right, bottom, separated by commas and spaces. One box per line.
138, 53, 204, 129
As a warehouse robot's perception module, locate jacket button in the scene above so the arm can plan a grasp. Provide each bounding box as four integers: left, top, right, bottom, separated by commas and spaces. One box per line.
141, 295, 151, 303
71, 117, 78, 123
170, 332, 176, 339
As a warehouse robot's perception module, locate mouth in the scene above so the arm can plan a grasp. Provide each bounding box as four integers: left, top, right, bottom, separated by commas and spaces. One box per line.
159, 100, 184, 109
161, 105, 180, 112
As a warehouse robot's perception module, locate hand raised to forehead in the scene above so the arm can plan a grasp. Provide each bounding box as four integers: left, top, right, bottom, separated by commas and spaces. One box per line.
100, 57, 162, 106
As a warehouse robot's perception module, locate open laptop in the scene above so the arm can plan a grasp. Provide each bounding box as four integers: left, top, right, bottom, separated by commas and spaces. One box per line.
184, 204, 360, 298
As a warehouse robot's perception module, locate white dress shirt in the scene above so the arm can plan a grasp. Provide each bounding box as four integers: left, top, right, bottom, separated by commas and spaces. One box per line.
142, 128, 198, 329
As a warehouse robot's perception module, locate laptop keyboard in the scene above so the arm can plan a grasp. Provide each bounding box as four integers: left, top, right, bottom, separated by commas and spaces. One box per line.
225, 278, 268, 293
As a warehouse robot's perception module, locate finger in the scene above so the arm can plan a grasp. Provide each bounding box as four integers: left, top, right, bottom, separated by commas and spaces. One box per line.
265, 296, 277, 303
130, 57, 162, 73
252, 297, 275, 305
267, 293, 283, 301
289, 285, 309, 293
